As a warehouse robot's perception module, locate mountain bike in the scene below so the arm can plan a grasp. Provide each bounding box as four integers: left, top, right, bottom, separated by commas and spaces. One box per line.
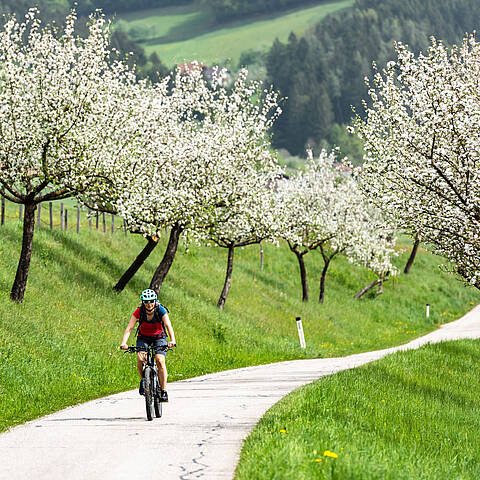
124, 344, 175, 421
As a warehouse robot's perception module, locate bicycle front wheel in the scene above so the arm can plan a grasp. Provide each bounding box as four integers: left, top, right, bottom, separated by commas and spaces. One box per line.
143, 367, 154, 421
154, 384, 162, 418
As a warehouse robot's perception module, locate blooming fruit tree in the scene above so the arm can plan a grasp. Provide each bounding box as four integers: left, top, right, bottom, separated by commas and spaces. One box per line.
106, 67, 281, 294
205, 162, 283, 309
353, 35, 480, 289
277, 150, 396, 302
276, 150, 339, 302
0, 10, 154, 302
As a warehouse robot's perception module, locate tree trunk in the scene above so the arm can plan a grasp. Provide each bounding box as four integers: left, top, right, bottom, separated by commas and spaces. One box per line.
217, 243, 235, 309
294, 250, 308, 302
404, 236, 420, 274
113, 236, 159, 292
354, 278, 382, 299
11, 203, 37, 303
319, 257, 331, 304
149, 223, 182, 294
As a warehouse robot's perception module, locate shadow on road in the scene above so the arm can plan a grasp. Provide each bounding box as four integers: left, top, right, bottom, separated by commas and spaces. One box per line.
46, 417, 145, 422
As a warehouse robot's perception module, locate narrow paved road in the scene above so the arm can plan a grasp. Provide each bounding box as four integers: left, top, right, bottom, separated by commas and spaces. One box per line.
2, 306, 480, 480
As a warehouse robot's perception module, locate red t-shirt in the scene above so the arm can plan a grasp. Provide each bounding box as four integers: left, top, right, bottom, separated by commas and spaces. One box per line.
133, 305, 167, 337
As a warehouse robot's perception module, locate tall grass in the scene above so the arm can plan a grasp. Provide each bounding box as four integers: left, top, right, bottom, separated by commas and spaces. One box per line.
0, 213, 478, 432
236, 339, 480, 479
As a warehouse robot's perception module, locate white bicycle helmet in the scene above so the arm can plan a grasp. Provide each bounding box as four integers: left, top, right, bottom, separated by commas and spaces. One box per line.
140, 289, 157, 302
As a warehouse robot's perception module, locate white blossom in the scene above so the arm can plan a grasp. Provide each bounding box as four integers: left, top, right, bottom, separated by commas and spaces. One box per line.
0, 10, 148, 202
0, 9, 157, 301
353, 35, 480, 287
103, 66, 281, 243
276, 149, 396, 301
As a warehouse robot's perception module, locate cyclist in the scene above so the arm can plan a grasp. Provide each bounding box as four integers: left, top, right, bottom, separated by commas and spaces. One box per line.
120, 289, 176, 402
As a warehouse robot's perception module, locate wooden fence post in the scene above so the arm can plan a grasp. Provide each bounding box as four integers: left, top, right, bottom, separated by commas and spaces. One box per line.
123, 219, 127, 237
60, 203, 64, 231
65, 209, 68, 231
102, 212, 106, 233
88, 210, 92, 230
49, 202, 53, 229
111, 214, 114, 234
37, 203, 42, 228
19, 204, 23, 221
77, 206, 80, 234
48, 202, 53, 230
1, 197, 4, 226
96, 212, 99, 230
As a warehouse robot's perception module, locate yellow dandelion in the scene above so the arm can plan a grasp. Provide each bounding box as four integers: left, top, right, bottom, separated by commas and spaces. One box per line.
323, 450, 338, 459
314, 458, 322, 463
280, 429, 287, 434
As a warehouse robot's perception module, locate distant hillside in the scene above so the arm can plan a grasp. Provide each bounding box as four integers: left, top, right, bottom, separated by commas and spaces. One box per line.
115, 0, 352, 67
0, 0, 66, 22
199, 0, 330, 22
73, 0, 192, 16
5, 0, 480, 163
0, 0, 171, 82
266, 0, 480, 156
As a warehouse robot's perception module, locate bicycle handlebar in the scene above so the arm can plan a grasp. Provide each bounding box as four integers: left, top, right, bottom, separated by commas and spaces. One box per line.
122, 344, 176, 353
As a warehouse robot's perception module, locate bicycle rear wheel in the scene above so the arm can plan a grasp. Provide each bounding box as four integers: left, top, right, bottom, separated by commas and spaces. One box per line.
144, 367, 154, 421
153, 395, 162, 418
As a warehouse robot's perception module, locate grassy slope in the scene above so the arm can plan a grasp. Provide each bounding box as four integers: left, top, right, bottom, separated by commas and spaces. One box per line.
236, 339, 480, 479
115, 0, 353, 66
0, 209, 479, 432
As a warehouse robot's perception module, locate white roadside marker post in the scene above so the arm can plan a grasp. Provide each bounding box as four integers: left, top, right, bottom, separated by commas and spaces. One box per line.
426, 303, 430, 318
296, 316, 306, 349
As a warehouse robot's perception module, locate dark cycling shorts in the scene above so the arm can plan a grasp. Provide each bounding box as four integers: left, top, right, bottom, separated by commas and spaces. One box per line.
136, 335, 168, 356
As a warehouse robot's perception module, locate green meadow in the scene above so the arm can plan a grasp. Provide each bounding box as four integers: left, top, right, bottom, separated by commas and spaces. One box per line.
0, 198, 478, 431
236, 339, 480, 479
115, 0, 353, 66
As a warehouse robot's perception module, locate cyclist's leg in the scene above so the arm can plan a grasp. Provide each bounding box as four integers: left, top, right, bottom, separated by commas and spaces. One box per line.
153, 336, 168, 389
136, 356, 144, 377
155, 353, 167, 390
136, 336, 149, 377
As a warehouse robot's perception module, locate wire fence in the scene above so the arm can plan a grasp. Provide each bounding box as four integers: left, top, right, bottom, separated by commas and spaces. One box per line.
0, 197, 128, 236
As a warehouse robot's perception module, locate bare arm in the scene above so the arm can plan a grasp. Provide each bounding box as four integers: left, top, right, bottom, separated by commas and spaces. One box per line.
162, 313, 176, 346
120, 314, 138, 349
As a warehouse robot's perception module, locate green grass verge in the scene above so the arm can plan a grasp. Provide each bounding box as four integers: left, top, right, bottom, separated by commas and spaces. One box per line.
115, 0, 353, 66
235, 339, 480, 479
0, 203, 478, 432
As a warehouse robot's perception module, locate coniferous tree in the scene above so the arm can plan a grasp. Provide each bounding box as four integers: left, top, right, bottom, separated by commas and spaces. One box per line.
266, 0, 480, 155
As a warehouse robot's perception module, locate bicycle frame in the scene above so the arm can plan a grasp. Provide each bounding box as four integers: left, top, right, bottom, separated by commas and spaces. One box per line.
140, 345, 157, 370
124, 344, 173, 421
